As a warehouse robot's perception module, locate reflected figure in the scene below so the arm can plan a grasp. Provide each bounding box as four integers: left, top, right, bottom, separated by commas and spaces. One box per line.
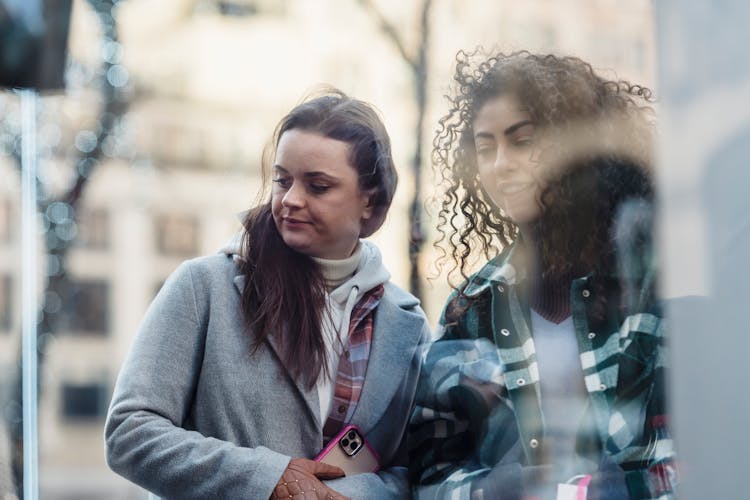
104, 89, 430, 500
409, 51, 676, 499
0, 416, 15, 497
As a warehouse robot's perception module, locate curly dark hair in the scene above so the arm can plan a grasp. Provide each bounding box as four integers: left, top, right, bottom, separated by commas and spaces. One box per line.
433, 49, 656, 288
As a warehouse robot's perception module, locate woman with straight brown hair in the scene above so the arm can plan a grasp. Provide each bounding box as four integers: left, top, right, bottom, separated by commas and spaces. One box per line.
105, 88, 430, 500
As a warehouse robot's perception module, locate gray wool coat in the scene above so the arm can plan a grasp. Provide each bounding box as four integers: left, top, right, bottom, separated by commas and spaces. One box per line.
104, 254, 430, 499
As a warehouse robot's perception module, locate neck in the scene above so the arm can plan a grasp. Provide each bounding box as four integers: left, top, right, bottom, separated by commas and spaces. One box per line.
312, 243, 362, 291
529, 268, 573, 324
517, 220, 573, 323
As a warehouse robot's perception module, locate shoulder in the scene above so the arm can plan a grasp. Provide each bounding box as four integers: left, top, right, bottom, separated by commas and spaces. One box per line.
175, 253, 239, 278
460, 249, 518, 298
439, 250, 515, 316
378, 282, 431, 342
382, 282, 421, 309
164, 254, 241, 297
435, 253, 518, 340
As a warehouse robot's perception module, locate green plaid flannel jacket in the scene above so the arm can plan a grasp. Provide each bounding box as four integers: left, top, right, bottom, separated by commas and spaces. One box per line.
409, 247, 676, 499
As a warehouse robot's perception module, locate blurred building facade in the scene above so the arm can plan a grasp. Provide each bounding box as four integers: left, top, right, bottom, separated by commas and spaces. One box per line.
0, 0, 654, 497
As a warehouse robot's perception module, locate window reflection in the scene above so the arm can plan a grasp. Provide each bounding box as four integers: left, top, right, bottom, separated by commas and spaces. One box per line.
1, 0, 663, 498
63, 280, 110, 335
61, 382, 109, 422
0, 274, 11, 332
154, 214, 199, 257
0, 199, 10, 243
74, 207, 109, 250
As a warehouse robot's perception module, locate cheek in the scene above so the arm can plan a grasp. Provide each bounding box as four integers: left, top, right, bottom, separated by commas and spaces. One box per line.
271, 189, 284, 207
270, 196, 283, 222
476, 169, 502, 205
477, 166, 492, 188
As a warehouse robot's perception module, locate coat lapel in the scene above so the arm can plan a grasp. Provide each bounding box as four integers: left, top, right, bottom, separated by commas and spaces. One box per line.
349, 289, 425, 435
233, 274, 322, 431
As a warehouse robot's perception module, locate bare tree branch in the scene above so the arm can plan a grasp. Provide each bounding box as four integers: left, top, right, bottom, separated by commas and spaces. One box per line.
356, 0, 417, 70
9, 0, 128, 493
406, 0, 432, 298
355, 0, 434, 299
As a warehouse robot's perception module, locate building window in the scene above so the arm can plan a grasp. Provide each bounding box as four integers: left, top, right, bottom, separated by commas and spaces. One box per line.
0, 274, 11, 331
0, 198, 11, 243
155, 214, 199, 257
217, 0, 258, 16
64, 280, 110, 335
75, 207, 109, 249
194, 0, 287, 17
61, 382, 109, 421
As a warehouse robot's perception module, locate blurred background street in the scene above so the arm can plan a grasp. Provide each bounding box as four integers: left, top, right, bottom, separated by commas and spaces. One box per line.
1, 0, 655, 497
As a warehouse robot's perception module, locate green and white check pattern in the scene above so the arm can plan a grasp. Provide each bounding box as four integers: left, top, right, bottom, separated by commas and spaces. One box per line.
408, 248, 676, 499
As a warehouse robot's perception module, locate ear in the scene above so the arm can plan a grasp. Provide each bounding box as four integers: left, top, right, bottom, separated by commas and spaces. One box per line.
361, 189, 376, 220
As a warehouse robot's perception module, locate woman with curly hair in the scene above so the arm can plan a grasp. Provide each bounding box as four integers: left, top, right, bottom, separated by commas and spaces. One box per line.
409, 51, 676, 499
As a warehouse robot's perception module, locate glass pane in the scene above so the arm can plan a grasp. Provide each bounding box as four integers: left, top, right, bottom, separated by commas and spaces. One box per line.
2, 0, 669, 498
655, 2, 750, 499
0, 126, 21, 497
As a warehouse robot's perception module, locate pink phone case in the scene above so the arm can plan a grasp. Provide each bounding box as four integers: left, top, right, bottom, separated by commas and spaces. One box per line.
314, 424, 380, 475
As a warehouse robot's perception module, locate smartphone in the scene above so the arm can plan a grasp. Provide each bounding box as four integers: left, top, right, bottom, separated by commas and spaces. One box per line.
314, 424, 380, 475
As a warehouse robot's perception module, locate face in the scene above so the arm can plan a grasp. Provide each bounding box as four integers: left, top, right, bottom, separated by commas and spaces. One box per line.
271, 129, 373, 259
473, 94, 545, 225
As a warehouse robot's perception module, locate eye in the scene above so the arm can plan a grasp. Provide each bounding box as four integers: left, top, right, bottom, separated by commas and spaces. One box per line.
475, 144, 495, 161
308, 183, 331, 194
273, 177, 291, 189
512, 135, 535, 148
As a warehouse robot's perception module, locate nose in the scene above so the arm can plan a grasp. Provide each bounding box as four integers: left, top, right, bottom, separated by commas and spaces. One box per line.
493, 146, 512, 173
281, 181, 304, 208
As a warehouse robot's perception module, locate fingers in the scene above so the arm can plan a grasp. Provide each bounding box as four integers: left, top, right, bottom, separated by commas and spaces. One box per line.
271, 475, 349, 500
270, 473, 318, 499
292, 458, 346, 479
310, 462, 347, 480
271, 458, 349, 500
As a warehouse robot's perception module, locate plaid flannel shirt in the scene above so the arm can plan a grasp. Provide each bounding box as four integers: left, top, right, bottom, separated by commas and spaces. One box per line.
408, 247, 676, 499
322, 284, 384, 442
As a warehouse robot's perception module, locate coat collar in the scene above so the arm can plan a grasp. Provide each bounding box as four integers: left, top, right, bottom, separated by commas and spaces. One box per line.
462, 246, 522, 298
232, 275, 425, 435
349, 283, 425, 434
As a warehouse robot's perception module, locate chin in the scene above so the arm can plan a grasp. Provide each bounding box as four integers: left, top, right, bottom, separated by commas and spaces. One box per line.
280, 236, 311, 256
506, 205, 541, 226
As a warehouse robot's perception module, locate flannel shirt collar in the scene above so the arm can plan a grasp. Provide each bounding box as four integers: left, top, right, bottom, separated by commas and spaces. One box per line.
462, 245, 524, 298
461, 241, 624, 300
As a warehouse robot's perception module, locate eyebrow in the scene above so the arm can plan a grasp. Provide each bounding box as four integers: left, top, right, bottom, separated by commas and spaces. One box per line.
504, 120, 534, 136
474, 120, 535, 140
273, 165, 337, 180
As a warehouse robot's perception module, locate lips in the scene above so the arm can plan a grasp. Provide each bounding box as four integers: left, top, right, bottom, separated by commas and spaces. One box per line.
281, 216, 311, 226
497, 182, 534, 196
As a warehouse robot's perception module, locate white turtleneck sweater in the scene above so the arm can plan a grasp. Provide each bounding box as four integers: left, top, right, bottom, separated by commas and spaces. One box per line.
219, 235, 391, 423
311, 241, 390, 422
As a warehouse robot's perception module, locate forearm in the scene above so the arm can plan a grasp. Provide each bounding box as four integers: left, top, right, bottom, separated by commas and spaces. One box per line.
105, 407, 290, 499
105, 260, 291, 498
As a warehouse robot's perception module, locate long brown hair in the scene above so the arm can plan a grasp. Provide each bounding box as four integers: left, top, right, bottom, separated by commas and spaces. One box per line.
239, 89, 397, 389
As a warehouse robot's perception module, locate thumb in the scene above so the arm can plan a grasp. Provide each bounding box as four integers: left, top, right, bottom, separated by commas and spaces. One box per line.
300, 458, 346, 479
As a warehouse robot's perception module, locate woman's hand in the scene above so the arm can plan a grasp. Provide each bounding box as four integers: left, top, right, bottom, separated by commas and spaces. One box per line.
271, 458, 350, 500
